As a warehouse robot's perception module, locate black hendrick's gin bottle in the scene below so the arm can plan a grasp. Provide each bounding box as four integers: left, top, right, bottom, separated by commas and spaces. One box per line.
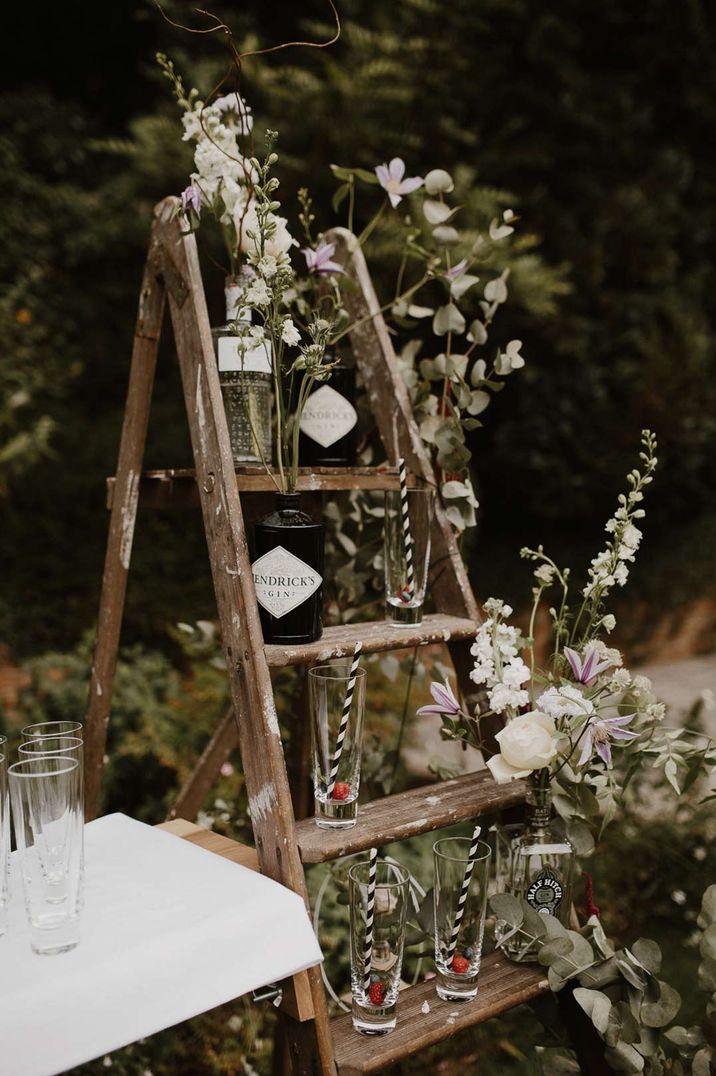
298, 357, 357, 467
251, 494, 324, 644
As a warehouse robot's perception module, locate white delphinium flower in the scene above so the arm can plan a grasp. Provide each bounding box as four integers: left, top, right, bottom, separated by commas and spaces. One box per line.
601, 614, 616, 633
538, 684, 594, 719
245, 279, 270, 307
489, 682, 530, 714
281, 319, 301, 347
469, 600, 531, 716
212, 91, 253, 134
257, 254, 279, 279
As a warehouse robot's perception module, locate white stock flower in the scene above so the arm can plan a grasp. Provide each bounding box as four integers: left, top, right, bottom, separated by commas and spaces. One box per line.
592, 641, 623, 667
237, 204, 296, 259
602, 614, 616, 633
632, 674, 652, 696
538, 684, 594, 719
281, 319, 301, 347
487, 711, 558, 783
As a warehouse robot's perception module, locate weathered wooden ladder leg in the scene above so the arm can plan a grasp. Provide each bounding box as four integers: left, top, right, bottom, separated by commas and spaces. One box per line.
326, 227, 481, 704
84, 230, 167, 821
152, 199, 336, 1076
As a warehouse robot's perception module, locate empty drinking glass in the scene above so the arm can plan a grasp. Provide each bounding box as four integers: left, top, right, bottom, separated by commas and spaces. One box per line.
349, 858, 410, 1034
384, 488, 434, 627
21, 721, 83, 741
309, 664, 367, 828
9, 756, 83, 954
433, 836, 491, 1001
0, 742, 8, 937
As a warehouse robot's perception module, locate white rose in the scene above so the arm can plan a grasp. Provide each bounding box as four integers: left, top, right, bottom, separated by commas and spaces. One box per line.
487, 710, 558, 784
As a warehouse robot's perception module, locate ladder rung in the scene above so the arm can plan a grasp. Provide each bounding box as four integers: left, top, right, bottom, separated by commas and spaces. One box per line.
332, 951, 547, 1074
265, 613, 476, 667
105, 466, 426, 509
295, 772, 526, 864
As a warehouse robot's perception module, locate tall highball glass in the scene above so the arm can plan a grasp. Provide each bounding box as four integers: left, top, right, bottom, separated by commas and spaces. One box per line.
433, 837, 491, 1001
309, 664, 367, 828
384, 488, 434, 627
9, 756, 83, 954
349, 859, 410, 1035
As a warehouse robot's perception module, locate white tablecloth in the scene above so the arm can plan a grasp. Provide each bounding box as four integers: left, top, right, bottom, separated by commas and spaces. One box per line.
0, 813, 323, 1076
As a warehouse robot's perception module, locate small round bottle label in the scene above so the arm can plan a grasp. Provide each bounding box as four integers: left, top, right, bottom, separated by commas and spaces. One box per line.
526, 867, 563, 916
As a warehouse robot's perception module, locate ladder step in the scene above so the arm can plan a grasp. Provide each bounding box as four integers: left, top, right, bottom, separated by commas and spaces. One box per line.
106, 466, 425, 509
265, 613, 476, 667
295, 772, 526, 863
332, 951, 548, 1074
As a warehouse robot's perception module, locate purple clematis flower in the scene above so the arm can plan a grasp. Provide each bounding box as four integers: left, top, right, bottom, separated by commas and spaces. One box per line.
579, 713, 638, 767
444, 258, 469, 281
375, 158, 423, 208
181, 184, 202, 216
302, 240, 345, 275
564, 644, 613, 685
417, 679, 461, 718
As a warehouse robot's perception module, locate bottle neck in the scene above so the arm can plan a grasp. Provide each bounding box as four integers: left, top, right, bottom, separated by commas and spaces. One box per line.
225, 273, 252, 324
526, 773, 553, 835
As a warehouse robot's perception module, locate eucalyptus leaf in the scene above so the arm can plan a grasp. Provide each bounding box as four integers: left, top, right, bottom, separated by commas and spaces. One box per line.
463, 388, 488, 415
641, 981, 681, 1027
490, 893, 524, 928
603, 1041, 645, 1073
631, 939, 662, 976
432, 303, 466, 336
538, 937, 575, 965
566, 820, 595, 856
423, 198, 453, 225
450, 273, 480, 300
700, 924, 716, 962
467, 319, 488, 346
432, 224, 460, 246
579, 956, 620, 991
692, 1048, 713, 1076
697, 885, 716, 928
574, 987, 612, 1034
424, 168, 454, 194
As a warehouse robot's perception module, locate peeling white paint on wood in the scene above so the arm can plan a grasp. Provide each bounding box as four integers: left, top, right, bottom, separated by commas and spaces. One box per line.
249, 782, 278, 822
119, 469, 140, 570
96, 682, 102, 697
263, 691, 281, 737
425, 795, 441, 806
420, 1000, 430, 1014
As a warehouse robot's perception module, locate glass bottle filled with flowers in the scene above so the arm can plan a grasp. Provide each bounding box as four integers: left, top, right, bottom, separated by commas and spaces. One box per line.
414, 431, 703, 955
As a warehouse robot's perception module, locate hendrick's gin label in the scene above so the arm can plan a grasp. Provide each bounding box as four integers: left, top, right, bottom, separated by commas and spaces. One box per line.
299, 363, 357, 466
251, 494, 324, 644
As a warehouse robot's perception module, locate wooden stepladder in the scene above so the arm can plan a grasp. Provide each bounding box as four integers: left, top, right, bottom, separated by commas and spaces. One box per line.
84, 198, 546, 1075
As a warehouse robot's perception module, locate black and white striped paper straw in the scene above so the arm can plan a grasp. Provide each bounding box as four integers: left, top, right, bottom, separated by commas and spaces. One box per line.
446, 823, 482, 961
397, 457, 415, 602
363, 846, 379, 994
326, 641, 363, 798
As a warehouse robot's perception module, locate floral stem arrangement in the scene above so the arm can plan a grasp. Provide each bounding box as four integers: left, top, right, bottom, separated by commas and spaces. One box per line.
419, 429, 714, 831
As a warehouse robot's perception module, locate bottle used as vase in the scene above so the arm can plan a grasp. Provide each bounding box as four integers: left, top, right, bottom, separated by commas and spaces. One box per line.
251, 493, 324, 644
212, 275, 273, 467
502, 773, 574, 960
298, 354, 357, 467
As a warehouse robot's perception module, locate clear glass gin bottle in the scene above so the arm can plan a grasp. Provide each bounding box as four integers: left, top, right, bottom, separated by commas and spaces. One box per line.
212, 276, 273, 466
504, 773, 574, 958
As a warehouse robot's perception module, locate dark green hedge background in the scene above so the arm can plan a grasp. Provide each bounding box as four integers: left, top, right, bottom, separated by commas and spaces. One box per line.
2, 0, 716, 657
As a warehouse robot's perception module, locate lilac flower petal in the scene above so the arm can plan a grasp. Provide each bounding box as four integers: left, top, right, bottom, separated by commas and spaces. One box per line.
387, 190, 402, 208
581, 649, 598, 683
431, 681, 460, 713
602, 713, 636, 727
388, 157, 406, 182
417, 704, 451, 716
375, 164, 391, 187
578, 728, 594, 766
398, 176, 423, 196
609, 727, 639, 741
445, 258, 468, 281
595, 738, 612, 766
316, 259, 345, 275
564, 647, 583, 681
